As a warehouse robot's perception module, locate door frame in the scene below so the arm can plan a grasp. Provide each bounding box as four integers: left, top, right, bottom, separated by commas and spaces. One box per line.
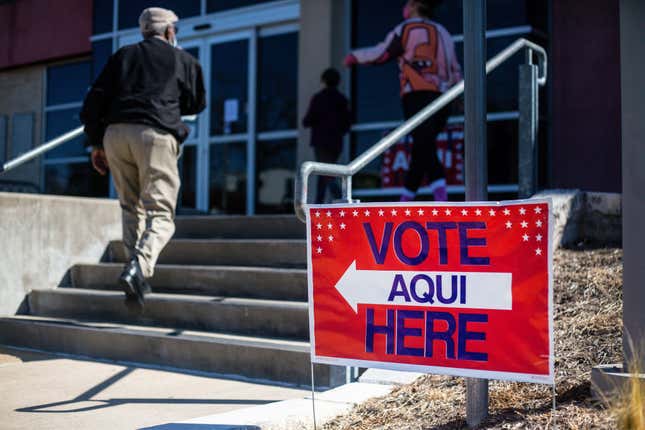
204, 29, 256, 214
177, 39, 204, 211
203, 24, 301, 215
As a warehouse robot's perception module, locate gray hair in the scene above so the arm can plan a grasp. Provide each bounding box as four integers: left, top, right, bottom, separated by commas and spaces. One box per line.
139, 7, 178, 39
141, 22, 170, 38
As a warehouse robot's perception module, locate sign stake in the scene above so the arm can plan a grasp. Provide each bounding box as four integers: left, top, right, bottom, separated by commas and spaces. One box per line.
463, 0, 489, 426
310, 361, 318, 430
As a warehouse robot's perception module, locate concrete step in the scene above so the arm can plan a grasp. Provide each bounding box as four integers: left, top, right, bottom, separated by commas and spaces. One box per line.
0, 315, 344, 387
108, 239, 307, 268
174, 215, 305, 239
28, 289, 309, 340
70, 263, 308, 301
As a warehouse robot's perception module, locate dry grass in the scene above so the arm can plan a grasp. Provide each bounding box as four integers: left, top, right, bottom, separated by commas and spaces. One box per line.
323, 248, 623, 429
605, 339, 645, 430
614, 364, 645, 430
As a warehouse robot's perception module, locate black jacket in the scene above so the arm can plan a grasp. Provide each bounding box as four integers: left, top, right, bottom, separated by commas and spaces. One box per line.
303, 87, 351, 154
81, 37, 206, 147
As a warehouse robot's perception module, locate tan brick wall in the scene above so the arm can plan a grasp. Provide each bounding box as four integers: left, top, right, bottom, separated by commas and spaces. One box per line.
0, 65, 44, 188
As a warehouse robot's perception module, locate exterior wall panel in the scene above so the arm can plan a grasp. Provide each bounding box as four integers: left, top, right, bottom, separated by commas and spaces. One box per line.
0, 0, 91, 70
551, 0, 622, 192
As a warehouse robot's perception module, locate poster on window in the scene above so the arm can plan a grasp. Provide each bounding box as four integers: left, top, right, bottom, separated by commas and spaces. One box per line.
381, 124, 464, 188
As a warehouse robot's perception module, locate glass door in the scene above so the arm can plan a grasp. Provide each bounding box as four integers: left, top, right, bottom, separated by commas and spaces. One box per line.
255, 25, 299, 214
207, 31, 253, 215
176, 42, 202, 214
206, 26, 299, 215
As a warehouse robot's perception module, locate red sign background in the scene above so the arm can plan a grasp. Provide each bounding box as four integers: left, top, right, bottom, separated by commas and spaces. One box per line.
381, 125, 464, 187
307, 200, 553, 384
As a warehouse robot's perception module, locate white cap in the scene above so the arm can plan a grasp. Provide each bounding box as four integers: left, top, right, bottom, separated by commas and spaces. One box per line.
139, 7, 178, 35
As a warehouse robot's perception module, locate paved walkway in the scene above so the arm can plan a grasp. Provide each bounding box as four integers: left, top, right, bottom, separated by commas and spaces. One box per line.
0, 346, 308, 430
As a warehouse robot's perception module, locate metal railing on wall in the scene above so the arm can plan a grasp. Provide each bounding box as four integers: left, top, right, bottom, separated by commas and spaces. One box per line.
0, 116, 198, 176
0, 127, 84, 175
294, 37, 547, 222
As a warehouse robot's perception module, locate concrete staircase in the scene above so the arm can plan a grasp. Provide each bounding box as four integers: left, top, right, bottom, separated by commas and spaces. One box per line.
0, 215, 345, 388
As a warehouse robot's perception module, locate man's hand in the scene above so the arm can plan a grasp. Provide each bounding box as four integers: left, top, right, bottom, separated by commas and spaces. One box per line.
91, 148, 109, 176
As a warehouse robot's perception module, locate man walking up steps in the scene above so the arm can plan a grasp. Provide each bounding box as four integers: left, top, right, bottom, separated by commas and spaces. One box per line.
80, 7, 206, 306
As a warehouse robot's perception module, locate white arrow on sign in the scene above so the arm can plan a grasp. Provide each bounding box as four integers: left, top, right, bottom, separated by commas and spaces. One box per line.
334, 261, 513, 314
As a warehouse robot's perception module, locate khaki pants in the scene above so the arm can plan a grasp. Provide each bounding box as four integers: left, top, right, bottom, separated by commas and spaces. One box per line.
104, 123, 180, 278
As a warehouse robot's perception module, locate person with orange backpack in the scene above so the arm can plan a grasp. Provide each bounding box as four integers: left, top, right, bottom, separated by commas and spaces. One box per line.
344, 0, 461, 201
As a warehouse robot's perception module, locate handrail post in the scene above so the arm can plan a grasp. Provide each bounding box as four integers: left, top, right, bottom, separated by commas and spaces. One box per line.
518, 55, 539, 199
463, 0, 489, 427
294, 163, 310, 222
525, 47, 533, 65
341, 175, 353, 204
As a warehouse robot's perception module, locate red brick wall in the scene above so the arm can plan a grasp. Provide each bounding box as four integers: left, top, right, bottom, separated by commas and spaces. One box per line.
550, 0, 622, 192
0, 0, 92, 70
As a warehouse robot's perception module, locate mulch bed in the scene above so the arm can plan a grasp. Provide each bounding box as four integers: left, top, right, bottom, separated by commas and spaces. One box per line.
323, 248, 623, 429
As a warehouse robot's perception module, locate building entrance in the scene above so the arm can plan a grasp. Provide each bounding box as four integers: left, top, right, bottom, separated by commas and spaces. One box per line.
119, 7, 298, 215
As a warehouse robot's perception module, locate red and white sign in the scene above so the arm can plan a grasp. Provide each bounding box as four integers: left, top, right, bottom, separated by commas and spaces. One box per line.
381, 125, 464, 187
306, 200, 553, 384
436, 125, 464, 185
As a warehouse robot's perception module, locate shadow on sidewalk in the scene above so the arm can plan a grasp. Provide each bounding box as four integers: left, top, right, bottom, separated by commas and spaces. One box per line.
15, 366, 277, 414
140, 425, 261, 430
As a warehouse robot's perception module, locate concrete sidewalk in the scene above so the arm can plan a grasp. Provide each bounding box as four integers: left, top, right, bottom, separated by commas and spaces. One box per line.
0, 346, 308, 430
143, 382, 394, 430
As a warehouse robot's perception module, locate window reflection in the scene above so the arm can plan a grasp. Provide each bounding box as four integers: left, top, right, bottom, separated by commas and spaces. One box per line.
45, 162, 109, 197
351, 0, 548, 121
93, 0, 113, 34
45, 109, 87, 159
351, 120, 520, 190
207, 0, 276, 13
353, 64, 402, 124
182, 47, 201, 140
46, 61, 91, 106
256, 139, 296, 214
352, 131, 385, 189
0, 116, 7, 165
487, 120, 518, 184
350, 0, 548, 192
452, 36, 524, 113
210, 142, 246, 214
92, 39, 112, 81
45, 58, 106, 197
352, 0, 405, 124
178, 145, 197, 211
210, 40, 249, 135
258, 32, 298, 131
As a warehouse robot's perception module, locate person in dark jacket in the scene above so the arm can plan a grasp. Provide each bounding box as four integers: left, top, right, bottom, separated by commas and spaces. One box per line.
303, 68, 352, 204
80, 7, 206, 306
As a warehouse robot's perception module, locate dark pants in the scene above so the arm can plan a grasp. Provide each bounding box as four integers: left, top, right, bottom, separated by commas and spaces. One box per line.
402, 91, 451, 192
314, 146, 342, 204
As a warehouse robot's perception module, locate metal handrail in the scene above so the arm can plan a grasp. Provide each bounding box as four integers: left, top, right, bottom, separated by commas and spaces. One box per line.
0, 126, 84, 174
0, 115, 199, 175
294, 37, 547, 222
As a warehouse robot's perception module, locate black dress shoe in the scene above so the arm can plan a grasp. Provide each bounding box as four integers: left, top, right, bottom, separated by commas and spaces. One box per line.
119, 258, 151, 306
